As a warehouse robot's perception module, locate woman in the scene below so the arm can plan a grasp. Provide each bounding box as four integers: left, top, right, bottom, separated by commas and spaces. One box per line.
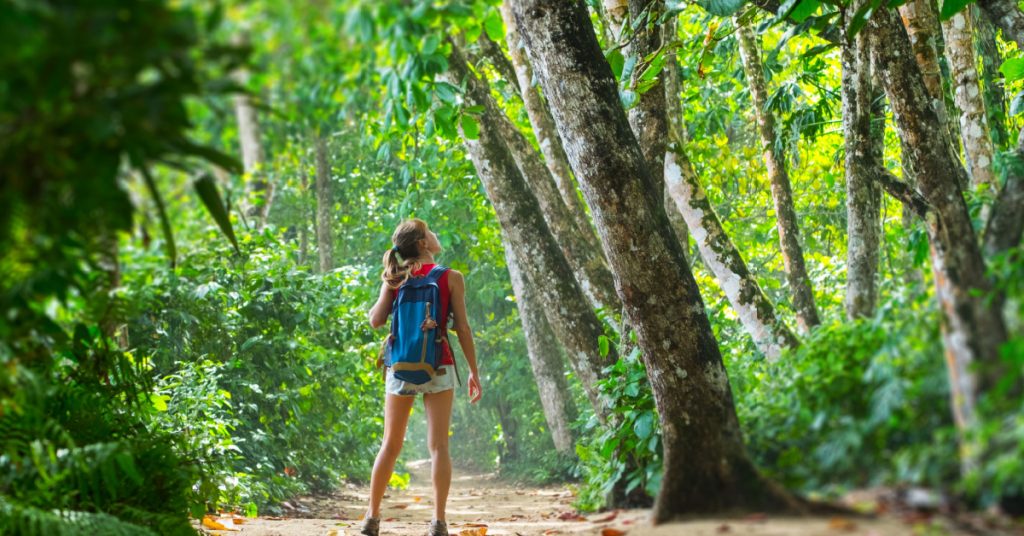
362, 218, 483, 536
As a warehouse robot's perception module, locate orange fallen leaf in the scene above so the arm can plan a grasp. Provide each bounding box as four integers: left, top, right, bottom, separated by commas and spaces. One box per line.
231, 517, 245, 524
828, 517, 857, 531
458, 529, 487, 536
413, 496, 422, 502
601, 529, 627, 536
202, 516, 239, 531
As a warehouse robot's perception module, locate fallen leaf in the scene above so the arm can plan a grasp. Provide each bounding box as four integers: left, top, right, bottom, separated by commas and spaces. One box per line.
600, 529, 626, 536
717, 524, 731, 533
828, 517, 857, 531
231, 517, 245, 524
593, 511, 619, 523
458, 529, 487, 536
393, 504, 408, 509
556, 511, 586, 521
744, 513, 768, 523
202, 517, 228, 530
413, 496, 422, 502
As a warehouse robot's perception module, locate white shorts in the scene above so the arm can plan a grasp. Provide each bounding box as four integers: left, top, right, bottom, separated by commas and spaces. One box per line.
385, 365, 456, 396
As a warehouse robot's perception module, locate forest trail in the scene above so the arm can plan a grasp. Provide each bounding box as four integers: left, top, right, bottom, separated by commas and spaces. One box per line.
198, 460, 960, 536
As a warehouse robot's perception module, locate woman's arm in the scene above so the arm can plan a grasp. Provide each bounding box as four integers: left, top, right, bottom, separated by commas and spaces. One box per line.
448, 270, 482, 403
368, 282, 394, 329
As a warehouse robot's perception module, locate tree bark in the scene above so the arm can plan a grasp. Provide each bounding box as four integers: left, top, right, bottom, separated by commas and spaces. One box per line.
443, 45, 617, 420
503, 241, 577, 454
460, 40, 619, 313
735, 17, 821, 333
665, 148, 799, 359
977, 0, 1024, 49
476, 32, 520, 99
662, 19, 690, 249
300, 168, 310, 265
898, 0, 959, 151
315, 135, 334, 272
841, 10, 883, 320
868, 6, 1010, 443
233, 71, 273, 229
985, 128, 1024, 255
942, 9, 999, 191
626, 0, 669, 200
499, 2, 595, 241
974, 6, 1010, 150
512, 0, 802, 518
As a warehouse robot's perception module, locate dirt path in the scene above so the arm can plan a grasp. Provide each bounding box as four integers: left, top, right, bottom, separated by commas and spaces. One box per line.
199, 460, 996, 536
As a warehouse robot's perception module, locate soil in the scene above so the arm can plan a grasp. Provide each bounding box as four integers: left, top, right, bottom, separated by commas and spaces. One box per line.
197, 460, 1022, 536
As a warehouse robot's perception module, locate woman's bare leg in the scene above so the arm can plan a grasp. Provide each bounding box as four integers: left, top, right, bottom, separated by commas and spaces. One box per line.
423, 389, 455, 522
367, 393, 416, 518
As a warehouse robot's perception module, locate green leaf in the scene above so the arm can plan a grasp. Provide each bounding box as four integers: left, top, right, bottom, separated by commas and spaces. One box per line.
790, 0, 820, 22
1000, 58, 1024, 83
698, 0, 747, 17
460, 114, 480, 140
939, 0, 976, 21
484, 9, 504, 41
619, 89, 638, 110
598, 335, 610, 357
633, 412, 655, 440
151, 393, 169, 412
1010, 89, 1024, 116
606, 49, 625, 79
434, 81, 458, 104
463, 104, 485, 115
193, 174, 240, 254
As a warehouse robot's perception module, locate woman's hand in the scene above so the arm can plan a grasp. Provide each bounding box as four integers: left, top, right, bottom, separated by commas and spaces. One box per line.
467, 372, 482, 404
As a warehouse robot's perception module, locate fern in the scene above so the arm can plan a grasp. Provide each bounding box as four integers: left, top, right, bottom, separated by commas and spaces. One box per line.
0, 497, 159, 536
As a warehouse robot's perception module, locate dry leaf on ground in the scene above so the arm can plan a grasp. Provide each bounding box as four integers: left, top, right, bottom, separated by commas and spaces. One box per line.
600, 529, 626, 536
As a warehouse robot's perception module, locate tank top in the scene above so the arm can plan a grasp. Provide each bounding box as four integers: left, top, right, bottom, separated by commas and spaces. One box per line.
396, 263, 455, 366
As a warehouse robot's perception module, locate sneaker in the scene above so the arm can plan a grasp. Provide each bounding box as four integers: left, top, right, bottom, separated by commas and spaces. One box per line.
427, 519, 448, 536
360, 516, 380, 536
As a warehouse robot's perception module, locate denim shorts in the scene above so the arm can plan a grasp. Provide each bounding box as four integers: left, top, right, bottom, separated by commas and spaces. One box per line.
385, 365, 456, 396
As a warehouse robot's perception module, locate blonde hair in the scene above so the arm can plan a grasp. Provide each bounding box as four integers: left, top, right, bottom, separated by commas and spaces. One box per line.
381, 218, 429, 289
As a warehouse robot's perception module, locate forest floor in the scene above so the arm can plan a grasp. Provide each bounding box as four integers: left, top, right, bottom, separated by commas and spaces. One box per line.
197, 460, 1021, 536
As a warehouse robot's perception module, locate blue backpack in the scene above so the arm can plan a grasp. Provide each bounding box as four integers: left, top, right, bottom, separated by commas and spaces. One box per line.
386, 265, 450, 384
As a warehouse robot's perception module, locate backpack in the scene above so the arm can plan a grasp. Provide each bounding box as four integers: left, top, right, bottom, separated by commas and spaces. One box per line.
386, 265, 450, 385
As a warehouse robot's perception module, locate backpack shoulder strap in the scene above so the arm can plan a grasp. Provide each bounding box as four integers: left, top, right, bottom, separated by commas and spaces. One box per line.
422, 264, 449, 285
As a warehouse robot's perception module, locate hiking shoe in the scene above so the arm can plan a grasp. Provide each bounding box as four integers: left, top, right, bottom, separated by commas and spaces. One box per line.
427, 519, 448, 536
360, 516, 380, 536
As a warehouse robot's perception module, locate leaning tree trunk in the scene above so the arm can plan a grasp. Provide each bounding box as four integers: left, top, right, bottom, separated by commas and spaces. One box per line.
233, 70, 273, 229
314, 135, 334, 273
500, 2, 594, 239
459, 40, 619, 313
841, 8, 882, 320
974, 6, 1010, 150
662, 20, 691, 249
300, 167, 310, 265
985, 128, 1024, 255
868, 6, 1010, 449
942, 9, 999, 191
502, 242, 577, 454
977, 0, 1024, 49
443, 46, 617, 421
898, 0, 959, 151
665, 148, 799, 359
735, 17, 821, 333
512, 0, 803, 519
625, 0, 669, 199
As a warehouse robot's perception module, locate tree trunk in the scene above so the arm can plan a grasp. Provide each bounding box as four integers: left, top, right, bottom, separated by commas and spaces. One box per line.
985, 128, 1024, 255
461, 43, 620, 313
735, 17, 821, 333
898, 0, 959, 151
977, 0, 1024, 49
443, 45, 617, 421
868, 6, 1010, 445
512, 0, 802, 518
602, 0, 628, 40
665, 148, 799, 359
942, 9, 999, 191
841, 10, 882, 320
503, 242, 577, 454
626, 0, 669, 200
500, 2, 594, 239
974, 6, 1010, 150
662, 22, 691, 249
476, 32, 520, 99
315, 135, 334, 273
233, 72, 273, 229
300, 168, 310, 265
